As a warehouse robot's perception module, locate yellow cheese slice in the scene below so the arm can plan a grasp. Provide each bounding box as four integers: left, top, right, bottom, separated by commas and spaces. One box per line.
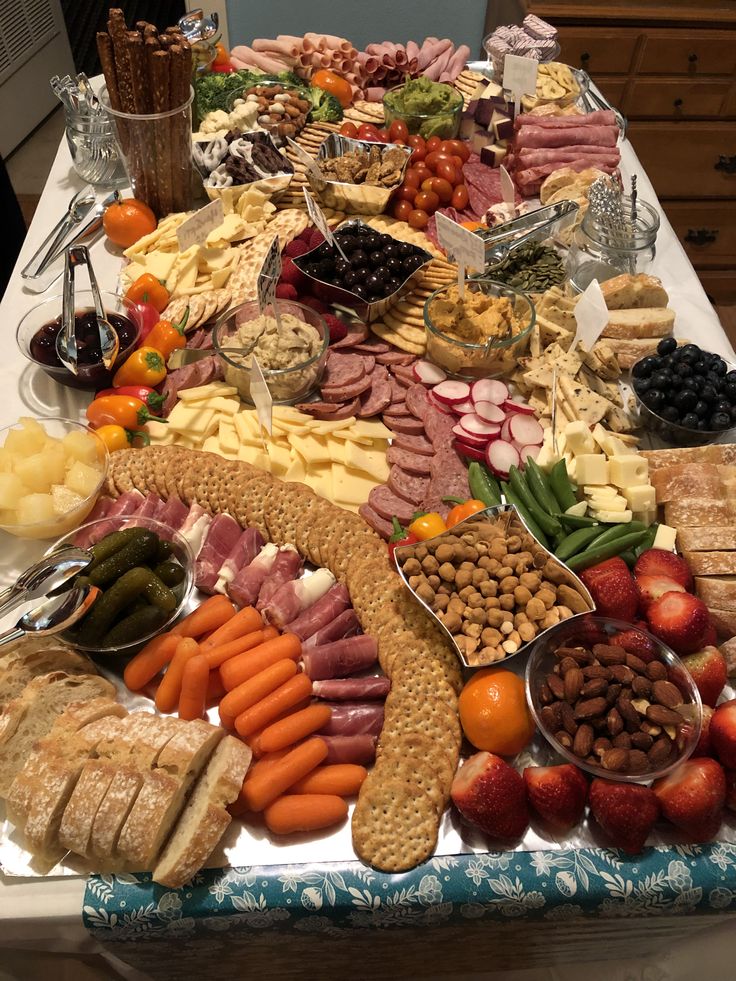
267, 442, 293, 476
344, 441, 391, 481
287, 432, 333, 465
179, 383, 238, 402
305, 462, 333, 500
348, 419, 393, 441
331, 463, 381, 506
284, 452, 307, 482
310, 417, 357, 434
145, 251, 178, 281
168, 403, 217, 438
218, 420, 239, 455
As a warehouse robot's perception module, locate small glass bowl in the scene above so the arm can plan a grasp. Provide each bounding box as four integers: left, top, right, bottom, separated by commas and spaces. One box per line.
424, 279, 535, 380
49, 514, 194, 654
213, 299, 329, 405
382, 82, 463, 140
16, 290, 141, 392
0, 417, 108, 540
526, 616, 702, 784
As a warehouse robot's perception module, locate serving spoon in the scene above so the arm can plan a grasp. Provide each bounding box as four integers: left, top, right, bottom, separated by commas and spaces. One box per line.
0, 583, 99, 649
57, 246, 119, 375
0, 546, 92, 623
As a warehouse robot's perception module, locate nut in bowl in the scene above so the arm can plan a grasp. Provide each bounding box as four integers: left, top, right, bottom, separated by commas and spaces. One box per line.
0, 417, 108, 540
306, 133, 411, 216
526, 616, 702, 782
393, 504, 594, 669
424, 279, 535, 380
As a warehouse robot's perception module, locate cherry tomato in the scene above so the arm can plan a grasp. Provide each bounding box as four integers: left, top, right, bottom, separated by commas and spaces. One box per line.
396, 183, 418, 202
425, 150, 457, 172
340, 121, 359, 138
357, 123, 380, 141
426, 136, 442, 152
414, 190, 440, 213
388, 119, 409, 142
451, 155, 464, 170
436, 161, 460, 185
409, 146, 426, 165
404, 168, 422, 188
408, 208, 429, 229
430, 177, 454, 203
451, 183, 469, 210
393, 199, 413, 221
407, 134, 426, 150
441, 139, 470, 162
413, 163, 433, 184
376, 129, 389, 142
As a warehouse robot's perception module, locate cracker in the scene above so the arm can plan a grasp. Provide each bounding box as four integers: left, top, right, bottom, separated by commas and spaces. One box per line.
163, 296, 189, 328
108, 449, 137, 495
346, 558, 405, 634
371, 322, 425, 354
351, 773, 439, 872
376, 732, 457, 797
183, 294, 206, 330
380, 690, 462, 753
264, 481, 314, 545
381, 313, 425, 341
164, 448, 198, 502
389, 647, 459, 707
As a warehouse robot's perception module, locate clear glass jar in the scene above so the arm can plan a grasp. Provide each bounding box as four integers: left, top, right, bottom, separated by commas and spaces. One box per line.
65, 111, 126, 187
567, 195, 660, 292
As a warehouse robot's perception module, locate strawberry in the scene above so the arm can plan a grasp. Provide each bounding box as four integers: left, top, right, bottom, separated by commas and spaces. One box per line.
693, 705, 715, 757
451, 752, 529, 840
652, 757, 726, 841
702, 623, 718, 647
588, 779, 660, 854
283, 239, 310, 259
323, 313, 349, 344
634, 548, 694, 591
725, 770, 736, 813
710, 698, 736, 768
609, 626, 658, 663
646, 591, 712, 655
523, 764, 588, 833
279, 257, 306, 290
580, 558, 639, 622
681, 646, 728, 707
275, 283, 298, 301
308, 228, 325, 249
635, 574, 685, 613
300, 295, 329, 315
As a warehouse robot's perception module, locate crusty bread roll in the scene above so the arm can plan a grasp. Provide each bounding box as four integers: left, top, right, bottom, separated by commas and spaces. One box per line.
600, 273, 669, 311
601, 307, 675, 340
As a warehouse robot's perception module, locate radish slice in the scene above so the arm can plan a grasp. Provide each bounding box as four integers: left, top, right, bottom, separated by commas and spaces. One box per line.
471, 378, 509, 405
500, 418, 513, 442
454, 440, 486, 463
474, 401, 506, 424
452, 424, 487, 447
428, 392, 454, 415
503, 397, 536, 416
461, 423, 500, 442
460, 413, 503, 437
451, 399, 476, 415
413, 360, 447, 385
433, 380, 471, 404
486, 440, 520, 477
520, 444, 541, 464
509, 414, 544, 445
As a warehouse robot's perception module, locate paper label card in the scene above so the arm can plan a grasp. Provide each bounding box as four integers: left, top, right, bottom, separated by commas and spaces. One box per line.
257, 235, 282, 326
500, 165, 515, 208
176, 199, 224, 251
303, 188, 336, 249
572, 279, 609, 351
250, 355, 273, 437
503, 54, 538, 115
287, 137, 322, 181
435, 212, 486, 275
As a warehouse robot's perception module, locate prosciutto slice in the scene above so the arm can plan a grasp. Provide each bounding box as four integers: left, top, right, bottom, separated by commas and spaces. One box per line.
285, 583, 351, 641
262, 568, 336, 628
319, 702, 385, 737
215, 527, 264, 595
157, 496, 189, 533
515, 125, 618, 149
127, 492, 160, 527
80, 490, 143, 544
312, 677, 390, 700
194, 513, 243, 593
515, 109, 617, 129
302, 609, 360, 649
74, 497, 112, 547
228, 543, 279, 608
256, 546, 303, 610
322, 734, 377, 765
301, 635, 378, 681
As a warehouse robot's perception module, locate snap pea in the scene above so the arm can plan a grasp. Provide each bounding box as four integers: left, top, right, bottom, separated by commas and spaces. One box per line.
555, 526, 605, 562
633, 523, 659, 559
619, 549, 638, 568
524, 457, 561, 516
500, 481, 549, 548
88, 530, 159, 587
587, 521, 647, 552
549, 459, 577, 512
76, 566, 157, 643
468, 461, 502, 507
153, 559, 185, 588
559, 513, 600, 530
508, 466, 561, 537
87, 529, 142, 572
101, 605, 168, 647
566, 530, 649, 572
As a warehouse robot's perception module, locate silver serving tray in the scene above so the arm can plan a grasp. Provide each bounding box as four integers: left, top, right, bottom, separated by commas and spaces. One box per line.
306, 133, 411, 217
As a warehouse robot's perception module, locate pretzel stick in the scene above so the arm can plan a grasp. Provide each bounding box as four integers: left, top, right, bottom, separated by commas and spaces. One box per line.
96, 31, 120, 110
107, 9, 134, 112
168, 43, 193, 211
150, 49, 173, 215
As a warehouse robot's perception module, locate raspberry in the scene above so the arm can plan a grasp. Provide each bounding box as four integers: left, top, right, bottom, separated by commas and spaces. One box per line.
300, 295, 329, 314
323, 313, 349, 343
275, 283, 298, 300
283, 239, 310, 259
279, 257, 306, 289
308, 228, 325, 249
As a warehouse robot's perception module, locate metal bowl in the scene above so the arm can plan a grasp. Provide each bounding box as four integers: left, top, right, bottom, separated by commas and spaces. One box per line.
193, 129, 294, 204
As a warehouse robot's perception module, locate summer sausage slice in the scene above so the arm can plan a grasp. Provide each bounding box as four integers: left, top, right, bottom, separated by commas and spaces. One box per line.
376, 352, 416, 366
331, 325, 369, 349
383, 415, 425, 435
388, 376, 409, 402
321, 373, 373, 403
296, 398, 360, 420
351, 339, 391, 354
405, 383, 431, 422
322, 352, 366, 387
392, 433, 434, 456
358, 365, 392, 417
386, 445, 432, 476
359, 502, 394, 539
368, 484, 416, 524
388, 465, 430, 506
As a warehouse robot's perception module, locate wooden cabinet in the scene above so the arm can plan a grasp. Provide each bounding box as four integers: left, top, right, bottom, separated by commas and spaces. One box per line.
534, 0, 736, 303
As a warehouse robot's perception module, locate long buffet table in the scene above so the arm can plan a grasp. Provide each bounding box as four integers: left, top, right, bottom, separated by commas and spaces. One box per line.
1, 93, 736, 981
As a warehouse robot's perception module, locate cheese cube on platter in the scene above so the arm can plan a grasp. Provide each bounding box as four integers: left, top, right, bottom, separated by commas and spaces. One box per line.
609, 455, 649, 489
575, 455, 609, 485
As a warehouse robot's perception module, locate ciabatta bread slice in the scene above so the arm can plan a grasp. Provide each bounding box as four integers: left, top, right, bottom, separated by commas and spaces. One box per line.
601, 273, 669, 310
664, 499, 734, 528
153, 736, 251, 888
684, 552, 736, 576
709, 608, 736, 639
650, 464, 722, 504
0, 672, 115, 797
601, 307, 675, 340
642, 444, 736, 472
0, 647, 97, 710
116, 719, 224, 870
695, 576, 736, 612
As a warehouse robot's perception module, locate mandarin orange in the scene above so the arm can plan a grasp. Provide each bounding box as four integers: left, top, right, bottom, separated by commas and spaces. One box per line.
103, 197, 156, 249
458, 668, 535, 755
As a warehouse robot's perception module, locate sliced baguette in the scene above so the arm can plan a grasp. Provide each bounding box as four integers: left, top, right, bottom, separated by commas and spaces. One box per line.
642, 444, 736, 472
116, 719, 224, 870
708, 608, 736, 639
650, 464, 722, 504
695, 576, 736, 612
664, 498, 734, 528
601, 307, 675, 340
0, 647, 97, 710
0, 672, 115, 797
684, 552, 736, 576
153, 735, 252, 889
720, 636, 736, 676
600, 273, 669, 310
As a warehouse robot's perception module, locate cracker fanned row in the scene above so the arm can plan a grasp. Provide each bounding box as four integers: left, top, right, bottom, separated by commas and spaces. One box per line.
106, 445, 463, 872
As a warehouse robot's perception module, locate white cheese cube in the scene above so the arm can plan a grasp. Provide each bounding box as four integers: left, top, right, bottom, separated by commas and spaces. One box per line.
623, 484, 656, 512
565, 421, 595, 455
607, 437, 630, 457
575, 455, 609, 485
609, 455, 649, 489
565, 501, 588, 517
653, 524, 677, 551
593, 509, 632, 523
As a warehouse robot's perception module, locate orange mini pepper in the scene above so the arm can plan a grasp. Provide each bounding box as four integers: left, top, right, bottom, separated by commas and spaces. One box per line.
446, 499, 488, 528
112, 346, 167, 388
408, 512, 447, 541
311, 69, 352, 108
87, 395, 162, 430
146, 308, 190, 359
125, 273, 170, 312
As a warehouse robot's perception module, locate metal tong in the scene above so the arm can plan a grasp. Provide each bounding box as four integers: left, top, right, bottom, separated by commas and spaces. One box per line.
0, 547, 93, 624
478, 200, 580, 271
21, 186, 96, 281
58, 245, 119, 375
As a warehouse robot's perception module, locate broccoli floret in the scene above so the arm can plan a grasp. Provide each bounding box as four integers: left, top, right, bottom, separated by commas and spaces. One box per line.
194, 70, 257, 122
308, 87, 344, 123
277, 69, 308, 89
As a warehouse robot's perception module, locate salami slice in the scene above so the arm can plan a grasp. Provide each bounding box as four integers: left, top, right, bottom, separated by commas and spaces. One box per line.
359, 502, 394, 539
405, 384, 431, 422
322, 352, 366, 387
297, 398, 360, 420
321, 373, 373, 403
383, 402, 411, 418
358, 365, 392, 418
392, 433, 434, 456
423, 401, 456, 446
357, 354, 376, 374
388, 465, 429, 505
376, 352, 416, 366
383, 415, 425, 435
387, 445, 432, 475
368, 484, 416, 524
392, 365, 418, 387
389, 376, 409, 402
351, 339, 391, 354
331, 324, 369, 350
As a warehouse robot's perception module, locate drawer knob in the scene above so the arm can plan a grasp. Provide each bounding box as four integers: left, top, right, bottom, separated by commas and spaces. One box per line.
685, 228, 718, 246
688, 53, 698, 63
580, 51, 590, 65
673, 98, 684, 110
714, 155, 736, 174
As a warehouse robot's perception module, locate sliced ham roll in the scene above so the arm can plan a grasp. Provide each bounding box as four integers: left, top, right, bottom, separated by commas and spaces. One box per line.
319, 703, 385, 737
322, 734, 377, 765
262, 568, 336, 628
256, 546, 303, 611
302, 609, 360, 650
302, 635, 378, 681
312, 677, 390, 700
286, 583, 351, 641
228, 543, 279, 609
194, 513, 242, 594
214, 527, 264, 596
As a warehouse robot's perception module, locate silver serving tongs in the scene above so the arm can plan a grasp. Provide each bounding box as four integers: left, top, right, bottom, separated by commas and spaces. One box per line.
479, 200, 580, 271
0, 546, 93, 623
0, 583, 98, 649
21, 186, 96, 281
57, 245, 119, 375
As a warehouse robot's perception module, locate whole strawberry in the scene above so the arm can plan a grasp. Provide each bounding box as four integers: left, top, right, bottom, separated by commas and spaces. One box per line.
681, 646, 728, 707
451, 752, 529, 840
610, 626, 659, 663
725, 770, 736, 813
580, 558, 639, 622
523, 764, 588, 833
634, 549, 694, 591
646, 591, 712, 655
588, 779, 660, 854
653, 757, 726, 841
693, 705, 715, 757
710, 698, 736, 768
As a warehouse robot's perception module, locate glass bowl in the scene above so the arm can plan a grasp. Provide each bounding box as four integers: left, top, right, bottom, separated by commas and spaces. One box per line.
0, 417, 108, 540
49, 514, 194, 654
382, 82, 464, 140
213, 299, 329, 405
525, 616, 702, 784
424, 279, 535, 380
16, 290, 141, 392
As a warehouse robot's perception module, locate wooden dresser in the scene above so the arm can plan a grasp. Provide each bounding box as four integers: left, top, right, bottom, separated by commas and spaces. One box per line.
533, 1, 736, 302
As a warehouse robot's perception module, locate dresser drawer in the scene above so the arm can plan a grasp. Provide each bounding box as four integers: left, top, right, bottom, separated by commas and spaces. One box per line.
665, 200, 736, 262
628, 122, 736, 198
627, 79, 731, 119
557, 27, 640, 74
697, 269, 736, 305
638, 31, 736, 76
594, 76, 628, 108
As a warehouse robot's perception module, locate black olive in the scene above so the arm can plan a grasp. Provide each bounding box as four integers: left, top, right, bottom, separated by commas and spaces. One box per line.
673, 389, 697, 411
711, 412, 731, 429
694, 399, 709, 418
352, 283, 368, 298
657, 337, 677, 356
382, 242, 398, 257
386, 256, 403, 273
350, 249, 368, 267
661, 405, 679, 423
368, 250, 384, 268
363, 234, 380, 250
355, 224, 372, 236
352, 266, 369, 283
379, 234, 393, 247
334, 258, 350, 277
681, 413, 699, 428
343, 269, 359, 287
397, 241, 414, 255
644, 389, 665, 409
385, 277, 402, 293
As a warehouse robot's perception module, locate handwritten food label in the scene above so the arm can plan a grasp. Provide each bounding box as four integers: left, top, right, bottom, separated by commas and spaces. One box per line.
435, 212, 486, 298
573, 278, 609, 351
503, 54, 538, 116
257, 235, 282, 329
287, 137, 322, 181
303, 188, 346, 258
176, 198, 224, 251
250, 354, 273, 437
500, 165, 515, 208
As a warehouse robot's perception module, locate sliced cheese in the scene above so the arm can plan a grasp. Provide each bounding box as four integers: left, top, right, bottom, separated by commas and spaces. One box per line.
331, 464, 382, 507
343, 442, 391, 481
565, 501, 588, 517
218, 420, 239, 455
349, 419, 393, 441
310, 417, 357, 434
145, 251, 178, 281
284, 452, 307, 482
593, 508, 632, 523
167, 402, 217, 438
565, 421, 596, 455
179, 383, 238, 402
305, 463, 333, 499
287, 433, 333, 465
266, 442, 293, 476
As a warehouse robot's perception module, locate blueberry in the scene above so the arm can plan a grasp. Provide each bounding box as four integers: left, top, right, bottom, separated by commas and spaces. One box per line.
681, 377, 698, 391
725, 382, 736, 402
701, 384, 717, 403
644, 389, 665, 409
726, 370, 736, 385
651, 370, 672, 389
661, 405, 679, 423
675, 362, 692, 378
711, 412, 731, 429
712, 359, 728, 376
674, 389, 698, 411
692, 361, 707, 375
697, 419, 710, 431
716, 399, 732, 414
657, 336, 677, 356
680, 412, 698, 428
730, 405, 736, 422
694, 399, 709, 418
635, 377, 651, 394
633, 356, 659, 378
681, 344, 702, 360
670, 347, 685, 362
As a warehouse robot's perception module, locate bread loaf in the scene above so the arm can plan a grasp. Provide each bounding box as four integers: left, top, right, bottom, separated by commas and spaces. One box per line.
0, 644, 96, 709
708, 607, 736, 639
695, 576, 736, 612
601, 307, 675, 340
600, 273, 669, 310
650, 464, 723, 504
664, 499, 734, 528
684, 552, 736, 576
642, 444, 736, 472
719, 636, 736, 676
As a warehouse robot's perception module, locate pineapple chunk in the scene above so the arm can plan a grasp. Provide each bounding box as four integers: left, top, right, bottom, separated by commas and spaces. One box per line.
0, 449, 14, 472
4, 425, 44, 457
17, 493, 55, 525
15, 446, 65, 492
0, 472, 25, 509
62, 430, 100, 466
65, 461, 101, 498
51, 484, 84, 515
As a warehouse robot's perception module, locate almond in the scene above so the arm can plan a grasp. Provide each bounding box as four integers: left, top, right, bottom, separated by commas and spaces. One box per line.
564, 667, 584, 703
583, 665, 612, 680
605, 682, 623, 706
573, 723, 594, 757
617, 694, 641, 728
646, 703, 683, 727
631, 698, 651, 715
652, 679, 683, 709
625, 652, 648, 674
541, 704, 562, 731
539, 682, 554, 705
601, 748, 630, 772
610, 664, 635, 685
592, 644, 626, 665
555, 646, 592, 664
632, 675, 653, 698
554, 729, 573, 749
581, 677, 608, 698
631, 731, 653, 751
560, 701, 577, 736
606, 707, 624, 737
646, 661, 667, 681
593, 736, 612, 757
648, 737, 674, 765
560, 656, 581, 675
574, 696, 609, 720
547, 672, 565, 700
641, 720, 662, 737
628, 749, 650, 773
612, 731, 632, 749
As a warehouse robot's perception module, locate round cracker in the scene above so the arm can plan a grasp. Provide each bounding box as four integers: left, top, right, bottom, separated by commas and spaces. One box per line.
380, 689, 462, 753
371, 322, 425, 355
352, 773, 439, 872
377, 732, 457, 796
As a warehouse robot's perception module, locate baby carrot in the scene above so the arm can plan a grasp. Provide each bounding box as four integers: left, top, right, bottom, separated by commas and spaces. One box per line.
241, 737, 327, 811
124, 633, 179, 691
200, 605, 263, 651
234, 673, 313, 739
171, 595, 235, 639
206, 671, 226, 705
290, 764, 368, 797
245, 698, 311, 757
257, 704, 332, 755
178, 654, 209, 721
219, 659, 298, 725
220, 633, 302, 691
264, 794, 348, 834
202, 628, 268, 669
155, 637, 200, 713
233, 748, 292, 813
